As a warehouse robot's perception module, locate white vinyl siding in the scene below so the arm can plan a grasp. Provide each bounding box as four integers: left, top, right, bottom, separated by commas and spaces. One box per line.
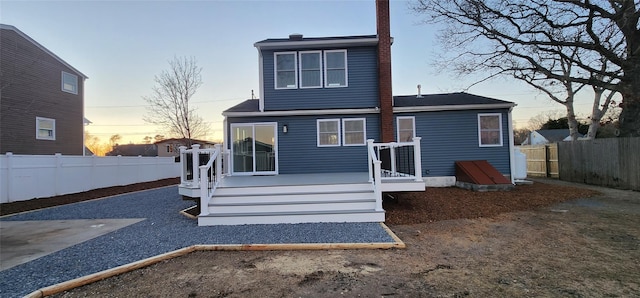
317, 119, 340, 147
478, 113, 503, 147
36, 117, 56, 140
61, 71, 78, 94
397, 116, 415, 142
342, 118, 366, 146
299, 51, 322, 88
324, 50, 347, 87
274, 52, 297, 89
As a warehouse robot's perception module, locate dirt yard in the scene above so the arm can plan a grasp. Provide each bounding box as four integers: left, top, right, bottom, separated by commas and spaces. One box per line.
42, 180, 639, 298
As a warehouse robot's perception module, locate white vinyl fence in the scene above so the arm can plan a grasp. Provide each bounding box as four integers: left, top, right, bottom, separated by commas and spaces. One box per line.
0, 153, 180, 203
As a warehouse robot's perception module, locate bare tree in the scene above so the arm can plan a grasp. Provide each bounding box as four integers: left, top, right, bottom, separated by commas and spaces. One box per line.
143, 56, 208, 143
413, 0, 640, 137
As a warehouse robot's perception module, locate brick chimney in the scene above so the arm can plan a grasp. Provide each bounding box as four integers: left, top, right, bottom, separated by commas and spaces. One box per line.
376, 0, 394, 142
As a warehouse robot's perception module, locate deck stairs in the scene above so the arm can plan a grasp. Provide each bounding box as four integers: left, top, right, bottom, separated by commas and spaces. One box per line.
197, 180, 384, 226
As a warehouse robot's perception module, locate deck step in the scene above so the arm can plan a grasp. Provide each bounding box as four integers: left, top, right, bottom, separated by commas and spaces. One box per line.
211, 190, 375, 205
198, 209, 385, 226
208, 198, 376, 214
215, 183, 373, 196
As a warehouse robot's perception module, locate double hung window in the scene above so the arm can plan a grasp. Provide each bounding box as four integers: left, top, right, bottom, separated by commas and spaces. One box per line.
36, 117, 56, 140
342, 118, 366, 146
317, 119, 340, 147
397, 116, 415, 142
275, 52, 297, 89
478, 113, 503, 146
62, 71, 78, 94
324, 50, 347, 87
299, 51, 322, 88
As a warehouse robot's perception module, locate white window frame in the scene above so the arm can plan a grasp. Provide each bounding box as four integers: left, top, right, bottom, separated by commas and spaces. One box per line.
61, 71, 78, 94
342, 118, 366, 146
478, 113, 503, 147
36, 117, 56, 140
317, 119, 341, 147
299, 51, 322, 88
396, 116, 416, 143
324, 49, 348, 88
274, 52, 298, 89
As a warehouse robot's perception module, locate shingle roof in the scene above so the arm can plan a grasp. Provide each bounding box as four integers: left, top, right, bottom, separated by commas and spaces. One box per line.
255, 35, 378, 44
224, 99, 260, 113
393, 92, 514, 107
536, 129, 572, 142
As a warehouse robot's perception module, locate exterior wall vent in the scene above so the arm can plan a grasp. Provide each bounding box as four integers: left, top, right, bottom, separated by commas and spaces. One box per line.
289, 33, 303, 40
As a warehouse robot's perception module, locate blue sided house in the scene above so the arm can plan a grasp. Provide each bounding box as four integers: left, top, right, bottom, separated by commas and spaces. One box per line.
179, 2, 516, 226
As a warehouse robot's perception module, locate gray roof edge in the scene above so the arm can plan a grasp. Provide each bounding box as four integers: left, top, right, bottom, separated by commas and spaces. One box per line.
1, 24, 88, 79
254, 36, 379, 50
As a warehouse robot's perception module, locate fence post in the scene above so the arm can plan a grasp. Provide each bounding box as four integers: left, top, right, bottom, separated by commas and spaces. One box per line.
191, 144, 201, 187
6, 152, 13, 203
545, 145, 550, 177
55, 153, 62, 196
413, 137, 423, 182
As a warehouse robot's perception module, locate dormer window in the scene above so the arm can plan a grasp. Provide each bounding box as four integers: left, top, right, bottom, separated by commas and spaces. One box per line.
299, 51, 322, 88
324, 50, 347, 87
273, 49, 348, 90
275, 52, 297, 89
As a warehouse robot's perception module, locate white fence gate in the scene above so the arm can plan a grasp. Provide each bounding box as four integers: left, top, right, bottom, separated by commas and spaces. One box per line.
0, 153, 180, 203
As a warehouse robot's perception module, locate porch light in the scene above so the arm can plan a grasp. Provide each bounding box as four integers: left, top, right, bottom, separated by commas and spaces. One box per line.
283, 125, 288, 133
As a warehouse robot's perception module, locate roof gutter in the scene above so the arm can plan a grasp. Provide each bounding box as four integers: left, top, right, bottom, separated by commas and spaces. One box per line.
254, 38, 380, 50
223, 108, 380, 117
393, 103, 517, 113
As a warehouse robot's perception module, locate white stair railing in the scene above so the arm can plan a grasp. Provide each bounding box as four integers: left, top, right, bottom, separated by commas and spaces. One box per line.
199, 144, 222, 216
367, 140, 383, 211
179, 144, 220, 189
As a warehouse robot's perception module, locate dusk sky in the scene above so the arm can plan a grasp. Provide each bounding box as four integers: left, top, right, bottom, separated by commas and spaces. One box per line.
1, 0, 593, 144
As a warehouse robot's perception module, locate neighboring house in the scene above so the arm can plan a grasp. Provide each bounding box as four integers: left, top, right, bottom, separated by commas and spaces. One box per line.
0, 24, 88, 155
106, 144, 158, 157
521, 129, 581, 145
155, 138, 216, 158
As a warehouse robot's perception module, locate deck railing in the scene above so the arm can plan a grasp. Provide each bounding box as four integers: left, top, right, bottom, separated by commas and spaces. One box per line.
179, 144, 222, 189
367, 137, 422, 182
198, 144, 222, 216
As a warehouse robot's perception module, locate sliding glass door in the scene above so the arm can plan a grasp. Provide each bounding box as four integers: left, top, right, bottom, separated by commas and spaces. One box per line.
231, 123, 277, 175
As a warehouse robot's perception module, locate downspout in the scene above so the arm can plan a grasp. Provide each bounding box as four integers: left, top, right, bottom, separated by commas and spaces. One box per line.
258, 49, 264, 112
508, 107, 516, 184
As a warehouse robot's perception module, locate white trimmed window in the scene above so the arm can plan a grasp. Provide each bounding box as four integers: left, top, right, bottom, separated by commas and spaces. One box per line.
299, 51, 322, 88
342, 118, 366, 146
317, 119, 340, 147
274, 52, 297, 89
478, 113, 503, 147
36, 117, 56, 140
397, 116, 415, 142
324, 50, 347, 87
62, 71, 78, 94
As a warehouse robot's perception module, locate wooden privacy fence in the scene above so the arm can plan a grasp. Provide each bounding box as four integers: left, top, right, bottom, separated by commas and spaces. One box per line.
518, 144, 559, 178
558, 138, 640, 191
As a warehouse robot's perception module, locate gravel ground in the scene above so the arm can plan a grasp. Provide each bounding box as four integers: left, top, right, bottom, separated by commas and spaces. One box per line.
0, 186, 393, 297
